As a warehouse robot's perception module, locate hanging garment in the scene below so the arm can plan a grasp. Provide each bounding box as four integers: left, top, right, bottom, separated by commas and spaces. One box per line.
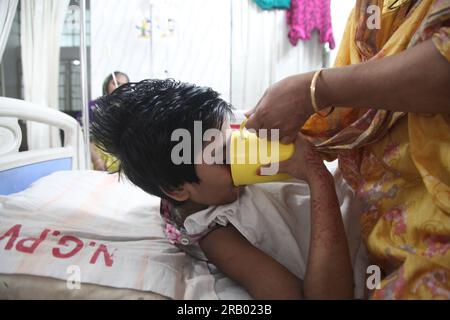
253, 0, 291, 10
287, 0, 335, 49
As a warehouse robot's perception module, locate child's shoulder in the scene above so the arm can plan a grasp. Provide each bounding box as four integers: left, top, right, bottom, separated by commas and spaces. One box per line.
247, 180, 310, 197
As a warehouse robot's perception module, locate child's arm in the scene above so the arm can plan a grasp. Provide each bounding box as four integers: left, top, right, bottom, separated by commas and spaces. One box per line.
199, 225, 303, 300
273, 133, 354, 299
303, 167, 354, 299
200, 134, 353, 300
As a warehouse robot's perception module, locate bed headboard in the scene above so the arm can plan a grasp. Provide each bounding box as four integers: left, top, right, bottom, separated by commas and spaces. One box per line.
0, 97, 85, 195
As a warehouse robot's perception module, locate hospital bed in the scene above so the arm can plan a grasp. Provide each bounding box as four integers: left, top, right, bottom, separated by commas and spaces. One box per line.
0, 97, 167, 299
0, 97, 369, 300
0, 97, 254, 300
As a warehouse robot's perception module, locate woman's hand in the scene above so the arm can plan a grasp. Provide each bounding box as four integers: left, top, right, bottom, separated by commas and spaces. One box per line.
258, 133, 329, 183
245, 72, 316, 144
246, 40, 450, 145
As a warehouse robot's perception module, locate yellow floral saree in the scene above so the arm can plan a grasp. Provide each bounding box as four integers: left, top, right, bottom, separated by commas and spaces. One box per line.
303, 0, 450, 299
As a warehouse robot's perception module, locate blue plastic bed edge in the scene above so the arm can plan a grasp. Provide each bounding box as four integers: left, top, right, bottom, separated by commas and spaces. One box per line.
0, 158, 72, 195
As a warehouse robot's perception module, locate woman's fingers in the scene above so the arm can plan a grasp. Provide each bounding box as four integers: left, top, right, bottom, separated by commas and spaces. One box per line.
245, 112, 262, 132
281, 135, 295, 144
245, 88, 271, 131
244, 106, 256, 118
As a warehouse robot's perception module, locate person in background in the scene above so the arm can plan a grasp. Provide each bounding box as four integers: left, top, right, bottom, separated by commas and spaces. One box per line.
102, 71, 129, 97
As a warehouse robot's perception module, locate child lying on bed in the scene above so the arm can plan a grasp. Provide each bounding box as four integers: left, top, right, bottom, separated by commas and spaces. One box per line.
91, 79, 354, 299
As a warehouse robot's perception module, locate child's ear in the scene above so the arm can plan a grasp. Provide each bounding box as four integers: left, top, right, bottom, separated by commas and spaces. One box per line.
160, 185, 190, 202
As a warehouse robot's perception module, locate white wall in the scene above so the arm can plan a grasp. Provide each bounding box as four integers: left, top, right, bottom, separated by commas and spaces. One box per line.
231, 0, 324, 110
91, 0, 153, 98
149, 0, 231, 101
91, 0, 230, 101
90, 0, 328, 110
330, 0, 356, 65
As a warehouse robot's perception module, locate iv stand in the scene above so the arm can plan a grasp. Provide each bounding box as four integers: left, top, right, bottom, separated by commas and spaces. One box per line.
79, 0, 91, 169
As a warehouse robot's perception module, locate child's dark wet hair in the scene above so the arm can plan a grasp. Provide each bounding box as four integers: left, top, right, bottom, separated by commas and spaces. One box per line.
91, 79, 233, 202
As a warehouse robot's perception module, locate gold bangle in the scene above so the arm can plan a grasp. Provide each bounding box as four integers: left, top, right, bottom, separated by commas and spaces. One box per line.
310, 69, 334, 117
310, 69, 324, 113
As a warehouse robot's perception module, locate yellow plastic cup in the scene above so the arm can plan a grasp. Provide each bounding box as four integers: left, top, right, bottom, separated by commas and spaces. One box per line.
230, 120, 295, 186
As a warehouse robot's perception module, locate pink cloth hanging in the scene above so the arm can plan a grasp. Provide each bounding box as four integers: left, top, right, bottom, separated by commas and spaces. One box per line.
287, 0, 335, 49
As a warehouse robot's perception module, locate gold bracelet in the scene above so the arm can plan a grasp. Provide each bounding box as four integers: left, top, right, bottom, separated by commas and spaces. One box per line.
310, 69, 324, 113
310, 69, 335, 117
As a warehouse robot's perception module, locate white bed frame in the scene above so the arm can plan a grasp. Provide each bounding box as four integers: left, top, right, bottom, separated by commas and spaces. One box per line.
0, 97, 85, 195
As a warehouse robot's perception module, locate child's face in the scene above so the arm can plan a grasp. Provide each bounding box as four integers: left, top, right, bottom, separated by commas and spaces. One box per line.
184, 120, 243, 206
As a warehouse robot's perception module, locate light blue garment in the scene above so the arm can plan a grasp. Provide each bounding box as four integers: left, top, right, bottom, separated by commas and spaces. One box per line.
253, 0, 291, 10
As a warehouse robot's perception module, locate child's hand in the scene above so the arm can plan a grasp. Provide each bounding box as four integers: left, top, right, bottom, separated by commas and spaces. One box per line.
258, 133, 328, 183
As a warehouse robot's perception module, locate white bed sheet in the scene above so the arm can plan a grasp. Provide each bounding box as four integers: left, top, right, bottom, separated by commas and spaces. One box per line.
0, 170, 228, 299
0, 164, 368, 300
